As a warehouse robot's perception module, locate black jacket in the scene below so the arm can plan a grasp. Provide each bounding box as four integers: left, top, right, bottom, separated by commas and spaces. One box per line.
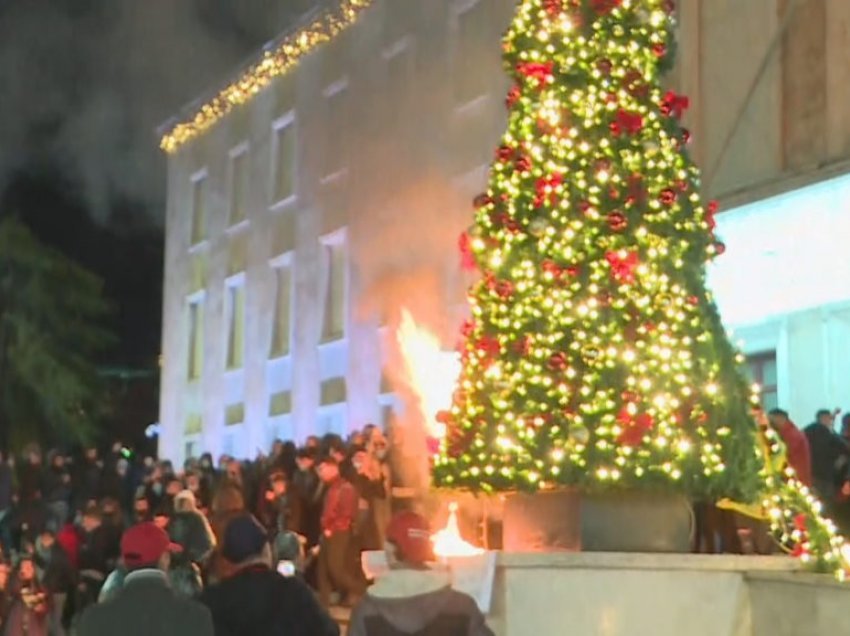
77, 571, 213, 636
200, 565, 338, 636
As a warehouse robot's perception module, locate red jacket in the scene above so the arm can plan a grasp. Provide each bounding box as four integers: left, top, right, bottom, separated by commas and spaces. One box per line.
779, 421, 812, 487
321, 477, 357, 536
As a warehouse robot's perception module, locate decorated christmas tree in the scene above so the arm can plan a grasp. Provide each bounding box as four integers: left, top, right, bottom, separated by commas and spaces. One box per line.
433, 0, 763, 501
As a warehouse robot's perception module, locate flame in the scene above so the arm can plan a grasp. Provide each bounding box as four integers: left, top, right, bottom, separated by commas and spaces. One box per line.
431, 503, 485, 558
395, 309, 461, 441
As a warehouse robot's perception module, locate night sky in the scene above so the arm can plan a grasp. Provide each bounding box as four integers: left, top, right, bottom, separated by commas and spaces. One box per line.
0, 0, 320, 366
0, 0, 319, 445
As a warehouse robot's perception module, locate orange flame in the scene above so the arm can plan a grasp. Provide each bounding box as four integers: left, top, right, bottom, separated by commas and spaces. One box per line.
395, 309, 461, 441
431, 503, 485, 558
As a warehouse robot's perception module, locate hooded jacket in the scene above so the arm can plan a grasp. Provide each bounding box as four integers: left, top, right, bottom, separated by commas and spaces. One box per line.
200, 564, 338, 636
348, 569, 493, 636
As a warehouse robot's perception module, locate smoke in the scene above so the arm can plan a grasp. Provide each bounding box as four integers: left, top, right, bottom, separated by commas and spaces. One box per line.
0, 0, 316, 225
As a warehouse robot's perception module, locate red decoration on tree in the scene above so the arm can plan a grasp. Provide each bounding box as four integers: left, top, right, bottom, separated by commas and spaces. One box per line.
515, 154, 532, 174
460, 319, 476, 339
496, 280, 515, 298
458, 232, 477, 271
612, 109, 643, 136
514, 335, 531, 356
506, 84, 522, 108
618, 410, 655, 446
548, 352, 567, 371
714, 241, 726, 256
591, 0, 622, 15
476, 335, 501, 358
516, 61, 555, 87
473, 193, 492, 209
534, 173, 563, 207
607, 211, 627, 231
496, 145, 515, 162
659, 188, 677, 206
606, 250, 640, 284
652, 42, 667, 58
626, 173, 646, 207
543, 0, 564, 17
542, 259, 560, 276
660, 91, 690, 119
597, 58, 613, 75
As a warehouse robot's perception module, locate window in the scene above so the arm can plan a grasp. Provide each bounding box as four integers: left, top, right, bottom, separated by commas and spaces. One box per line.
225, 281, 246, 370
228, 147, 249, 225
453, 0, 489, 105
323, 81, 349, 179
272, 114, 296, 205
190, 173, 208, 245
320, 234, 347, 342
384, 38, 413, 126
187, 299, 204, 381
270, 262, 293, 358
745, 352, 778, 412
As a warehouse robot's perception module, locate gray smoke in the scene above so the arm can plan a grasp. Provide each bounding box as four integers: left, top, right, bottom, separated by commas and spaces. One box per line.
0, 0, 317, 224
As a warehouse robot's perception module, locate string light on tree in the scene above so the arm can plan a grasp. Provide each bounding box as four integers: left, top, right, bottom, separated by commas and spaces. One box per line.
435, 0, 850, 578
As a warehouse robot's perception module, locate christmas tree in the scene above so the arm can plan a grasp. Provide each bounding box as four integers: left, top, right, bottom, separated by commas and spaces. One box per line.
433, 0, 763, 502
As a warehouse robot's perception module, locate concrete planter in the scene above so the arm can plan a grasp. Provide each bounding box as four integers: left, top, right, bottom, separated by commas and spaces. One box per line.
502, 489, 693, 553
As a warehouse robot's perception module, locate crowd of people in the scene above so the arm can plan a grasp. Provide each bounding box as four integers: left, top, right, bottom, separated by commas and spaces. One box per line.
0, 425, 404, 635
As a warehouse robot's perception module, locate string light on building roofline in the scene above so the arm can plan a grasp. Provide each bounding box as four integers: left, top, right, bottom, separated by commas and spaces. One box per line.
159, 0, 375, 154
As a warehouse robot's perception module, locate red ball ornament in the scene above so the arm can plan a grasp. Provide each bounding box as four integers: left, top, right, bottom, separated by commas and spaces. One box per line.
652, 43, 667, 58
714, 241, 727, 255
681, 128, 692, 144
564, 265, 580, 277
597, 58, 613, 75
542, 259, 561, 276
609, 186, 620, 200
677, 179, 689, 192
607, 211, 628, 231
578, 200, 592, 214
687, 295, 699, 305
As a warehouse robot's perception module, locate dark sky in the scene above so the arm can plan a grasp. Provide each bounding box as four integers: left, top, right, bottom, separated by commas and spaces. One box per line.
0, 0, 319, 366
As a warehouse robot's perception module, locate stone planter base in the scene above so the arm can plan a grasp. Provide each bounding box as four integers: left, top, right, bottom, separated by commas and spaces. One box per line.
502, 489, 693, 553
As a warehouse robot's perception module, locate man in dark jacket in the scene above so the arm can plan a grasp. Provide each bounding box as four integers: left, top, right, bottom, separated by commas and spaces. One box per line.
348, 511, 493, 636
200, 514, 338, 636
77, 522, 213, 636
804, 408, 848, 500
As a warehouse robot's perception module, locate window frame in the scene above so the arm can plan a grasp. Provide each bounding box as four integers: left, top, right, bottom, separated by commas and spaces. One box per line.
226, 142, 251, 231
189, 168, 210, 249
270, 111, 298, 210
450, 0, 490, 111
269, 252, 295, 360
186, 290, 206, 383
746, 351, 779, 411
320, 78, 351, 185
223, 273, 247, 372
318, 228, 349, 345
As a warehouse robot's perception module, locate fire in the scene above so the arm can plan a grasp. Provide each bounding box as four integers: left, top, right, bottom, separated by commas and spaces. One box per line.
395, 309, 461, 441
431, 503, 484, 558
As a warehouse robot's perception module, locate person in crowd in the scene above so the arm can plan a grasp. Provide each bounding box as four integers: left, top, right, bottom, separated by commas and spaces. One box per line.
767, 409, 812, 486
291, 448, 321, 547
0, 562, 11, 632
99, 498, 125, 568
73, 447, 103, 513
348, 511, 493, 636
0, 452, 15, 555
76, 505, 110, 610
207, 484, 246, 584
167, 491, 214, 599
257, 470, 294, 536
368, 430, 393, 548
200, 514, 338, 636
77, 522, 213, 636
316, 455, 366, 608
804, 408, 849, 501
34, 528, 76, 635
184, 471, 211, 513
350, 448, 386, 552
132, 490, 152, 524
4, 555, 50, 636
44, 452, 72, 534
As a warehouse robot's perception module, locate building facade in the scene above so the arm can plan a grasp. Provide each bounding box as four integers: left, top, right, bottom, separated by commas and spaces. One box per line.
158, 0, 850, 464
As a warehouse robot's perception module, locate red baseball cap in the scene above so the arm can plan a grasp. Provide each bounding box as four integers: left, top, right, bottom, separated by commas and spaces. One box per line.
386, 511, 433, 564
121, 522, 181, 569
